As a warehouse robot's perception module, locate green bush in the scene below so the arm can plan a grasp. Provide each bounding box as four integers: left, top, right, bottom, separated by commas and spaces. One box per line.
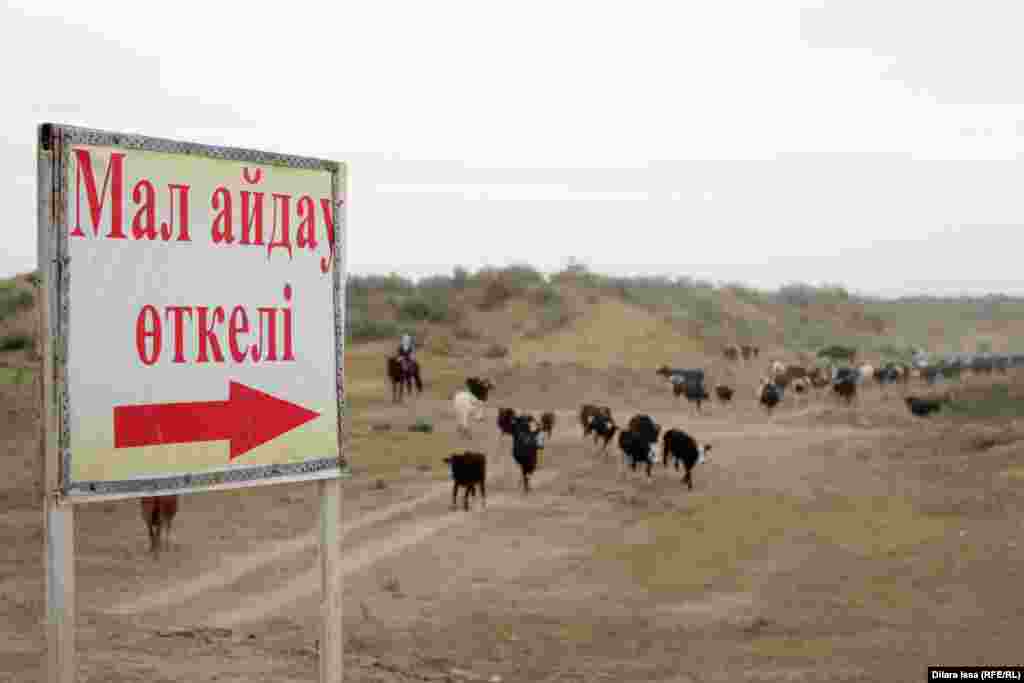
948, 384, 1024, 420
0, 333, 33, 352
347, 318, 401, 342
409, 418, 434, 433
818, 345, 857, 362
0, 289, 34, 322
396, 294, 451, 323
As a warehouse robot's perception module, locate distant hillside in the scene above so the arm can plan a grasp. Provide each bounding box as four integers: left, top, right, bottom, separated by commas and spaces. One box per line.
344, 264, 1024, 369
3, 264, 1023, 375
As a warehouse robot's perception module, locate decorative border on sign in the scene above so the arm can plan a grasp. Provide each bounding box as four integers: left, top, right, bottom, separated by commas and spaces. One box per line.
43, 123, 349, 501
50, 124, 339, 172
67, 456, 347, 497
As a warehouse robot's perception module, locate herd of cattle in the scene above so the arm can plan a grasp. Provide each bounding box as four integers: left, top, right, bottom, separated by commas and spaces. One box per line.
661, 353, 1009, 418
443, 348, 1024, 511
446, 376, 713, 512
133, 347, 1020, 554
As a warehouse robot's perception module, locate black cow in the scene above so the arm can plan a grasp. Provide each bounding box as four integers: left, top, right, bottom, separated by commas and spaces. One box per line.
627, 414, 661, 443
671, 375, 711, 412
497, 408, 518, 441
662, 429, 713, 490
540, 411, 556, 438
619, 429, 658, 478
587, 413, 618, 453
833, 377, 857, 404
875, 364, 901, 386
511, 415, 545, 493
905, 396, 948, 417
466, 377, 495, 402
759, 381, 783, 411
580, 404, 613, 437
443, 451, 487, 511
657, 366, 705, 385
618, 414, 661, 478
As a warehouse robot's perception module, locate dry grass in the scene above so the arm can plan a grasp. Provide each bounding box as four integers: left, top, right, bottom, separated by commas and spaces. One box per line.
510, 297, 705, 369
0, 366, 34, 385
595, 492, 947, 597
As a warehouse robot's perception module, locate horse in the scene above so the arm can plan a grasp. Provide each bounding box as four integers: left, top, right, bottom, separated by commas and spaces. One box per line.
387, 355, 423, 403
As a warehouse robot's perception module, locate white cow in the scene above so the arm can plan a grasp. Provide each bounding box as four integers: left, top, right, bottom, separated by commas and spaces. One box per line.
858, 363, 875, 384
453, 390, 486, 438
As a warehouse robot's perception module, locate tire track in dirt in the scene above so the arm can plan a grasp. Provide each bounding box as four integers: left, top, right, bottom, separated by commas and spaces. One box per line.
201, 468, 563, 629
105, 417, 882, 626
104, 450, 530, 617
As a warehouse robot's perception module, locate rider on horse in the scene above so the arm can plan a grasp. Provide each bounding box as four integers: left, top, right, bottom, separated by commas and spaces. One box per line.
397, 332, 415, 372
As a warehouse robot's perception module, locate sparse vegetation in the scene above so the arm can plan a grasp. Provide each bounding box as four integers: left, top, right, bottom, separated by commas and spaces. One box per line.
0, 287, 33, 322
0, 333, 32, 352
948, 383, 1024, 421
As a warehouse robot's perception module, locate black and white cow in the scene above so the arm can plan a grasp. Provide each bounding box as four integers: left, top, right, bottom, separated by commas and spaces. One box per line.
661, 428, 713, 490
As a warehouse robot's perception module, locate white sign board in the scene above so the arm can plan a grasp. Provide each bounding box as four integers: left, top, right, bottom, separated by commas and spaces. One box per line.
38, 124, 349, 500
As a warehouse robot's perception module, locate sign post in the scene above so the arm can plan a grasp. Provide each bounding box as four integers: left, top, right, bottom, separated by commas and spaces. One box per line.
37, 124, 350, 682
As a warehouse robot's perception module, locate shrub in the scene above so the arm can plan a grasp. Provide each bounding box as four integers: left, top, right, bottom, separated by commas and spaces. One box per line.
409, 418, 434, 433
396, 294, 450, 323
0, 289, 34, 322
818, 345, 857, 362
0, 333, 32, 352
948, 384, 1024, 420
348, 318, 401, 342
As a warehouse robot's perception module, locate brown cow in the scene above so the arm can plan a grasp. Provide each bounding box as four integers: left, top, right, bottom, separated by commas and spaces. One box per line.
579, 404, 612, 436
140, 495, 179, 558
740, 345, 760, 360
722, 344, 741, 361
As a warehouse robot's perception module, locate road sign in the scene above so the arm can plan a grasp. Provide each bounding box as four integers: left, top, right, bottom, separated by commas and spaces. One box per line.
38, 124, 350, 500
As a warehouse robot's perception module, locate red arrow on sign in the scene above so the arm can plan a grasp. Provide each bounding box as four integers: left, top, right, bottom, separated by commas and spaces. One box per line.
113, 381, 320, 461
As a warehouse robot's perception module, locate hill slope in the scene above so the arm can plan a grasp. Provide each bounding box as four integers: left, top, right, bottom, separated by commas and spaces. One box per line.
4, 264, 1024, 380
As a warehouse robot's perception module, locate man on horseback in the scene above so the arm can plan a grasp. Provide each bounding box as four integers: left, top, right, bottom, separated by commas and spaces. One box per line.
397, 332, 415, 373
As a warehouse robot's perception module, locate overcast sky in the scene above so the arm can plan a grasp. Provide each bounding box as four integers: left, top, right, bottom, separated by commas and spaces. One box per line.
4, 1, 1023, 298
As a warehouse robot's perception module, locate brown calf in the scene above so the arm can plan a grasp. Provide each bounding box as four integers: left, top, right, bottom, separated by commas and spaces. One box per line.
140, 495, 179, 558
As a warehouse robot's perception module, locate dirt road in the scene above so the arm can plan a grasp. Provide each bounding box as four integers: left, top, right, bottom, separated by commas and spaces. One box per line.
3, 374, 1023, 682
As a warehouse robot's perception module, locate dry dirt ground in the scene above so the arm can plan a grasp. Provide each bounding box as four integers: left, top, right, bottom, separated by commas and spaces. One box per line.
2, 353, 1024, 682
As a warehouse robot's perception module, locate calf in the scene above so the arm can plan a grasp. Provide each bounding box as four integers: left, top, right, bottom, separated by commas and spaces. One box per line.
833, 377, 857, 404
905, 395, 949, 417
466, 376, 495, 402
715, 385, 734, 403
759, 380, 783, 411
580, 404, 612, 437
627, 414, 661, 444
587, 413, 618, 453
453, 390, 486, 438
662, 429, 713, 490
619, 428, 658, 478
497, 407, 518, 441
671, 375, 710, 412
656, 366, 705, 386
511, 415, 545, 494
140, 495, 179, 558
540, 411, 556, 438
443, 451, 487, 511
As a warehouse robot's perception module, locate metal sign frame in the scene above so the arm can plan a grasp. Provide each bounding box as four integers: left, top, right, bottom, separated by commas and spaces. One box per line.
38, 123, 349, 682
37, 123, 351, 503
